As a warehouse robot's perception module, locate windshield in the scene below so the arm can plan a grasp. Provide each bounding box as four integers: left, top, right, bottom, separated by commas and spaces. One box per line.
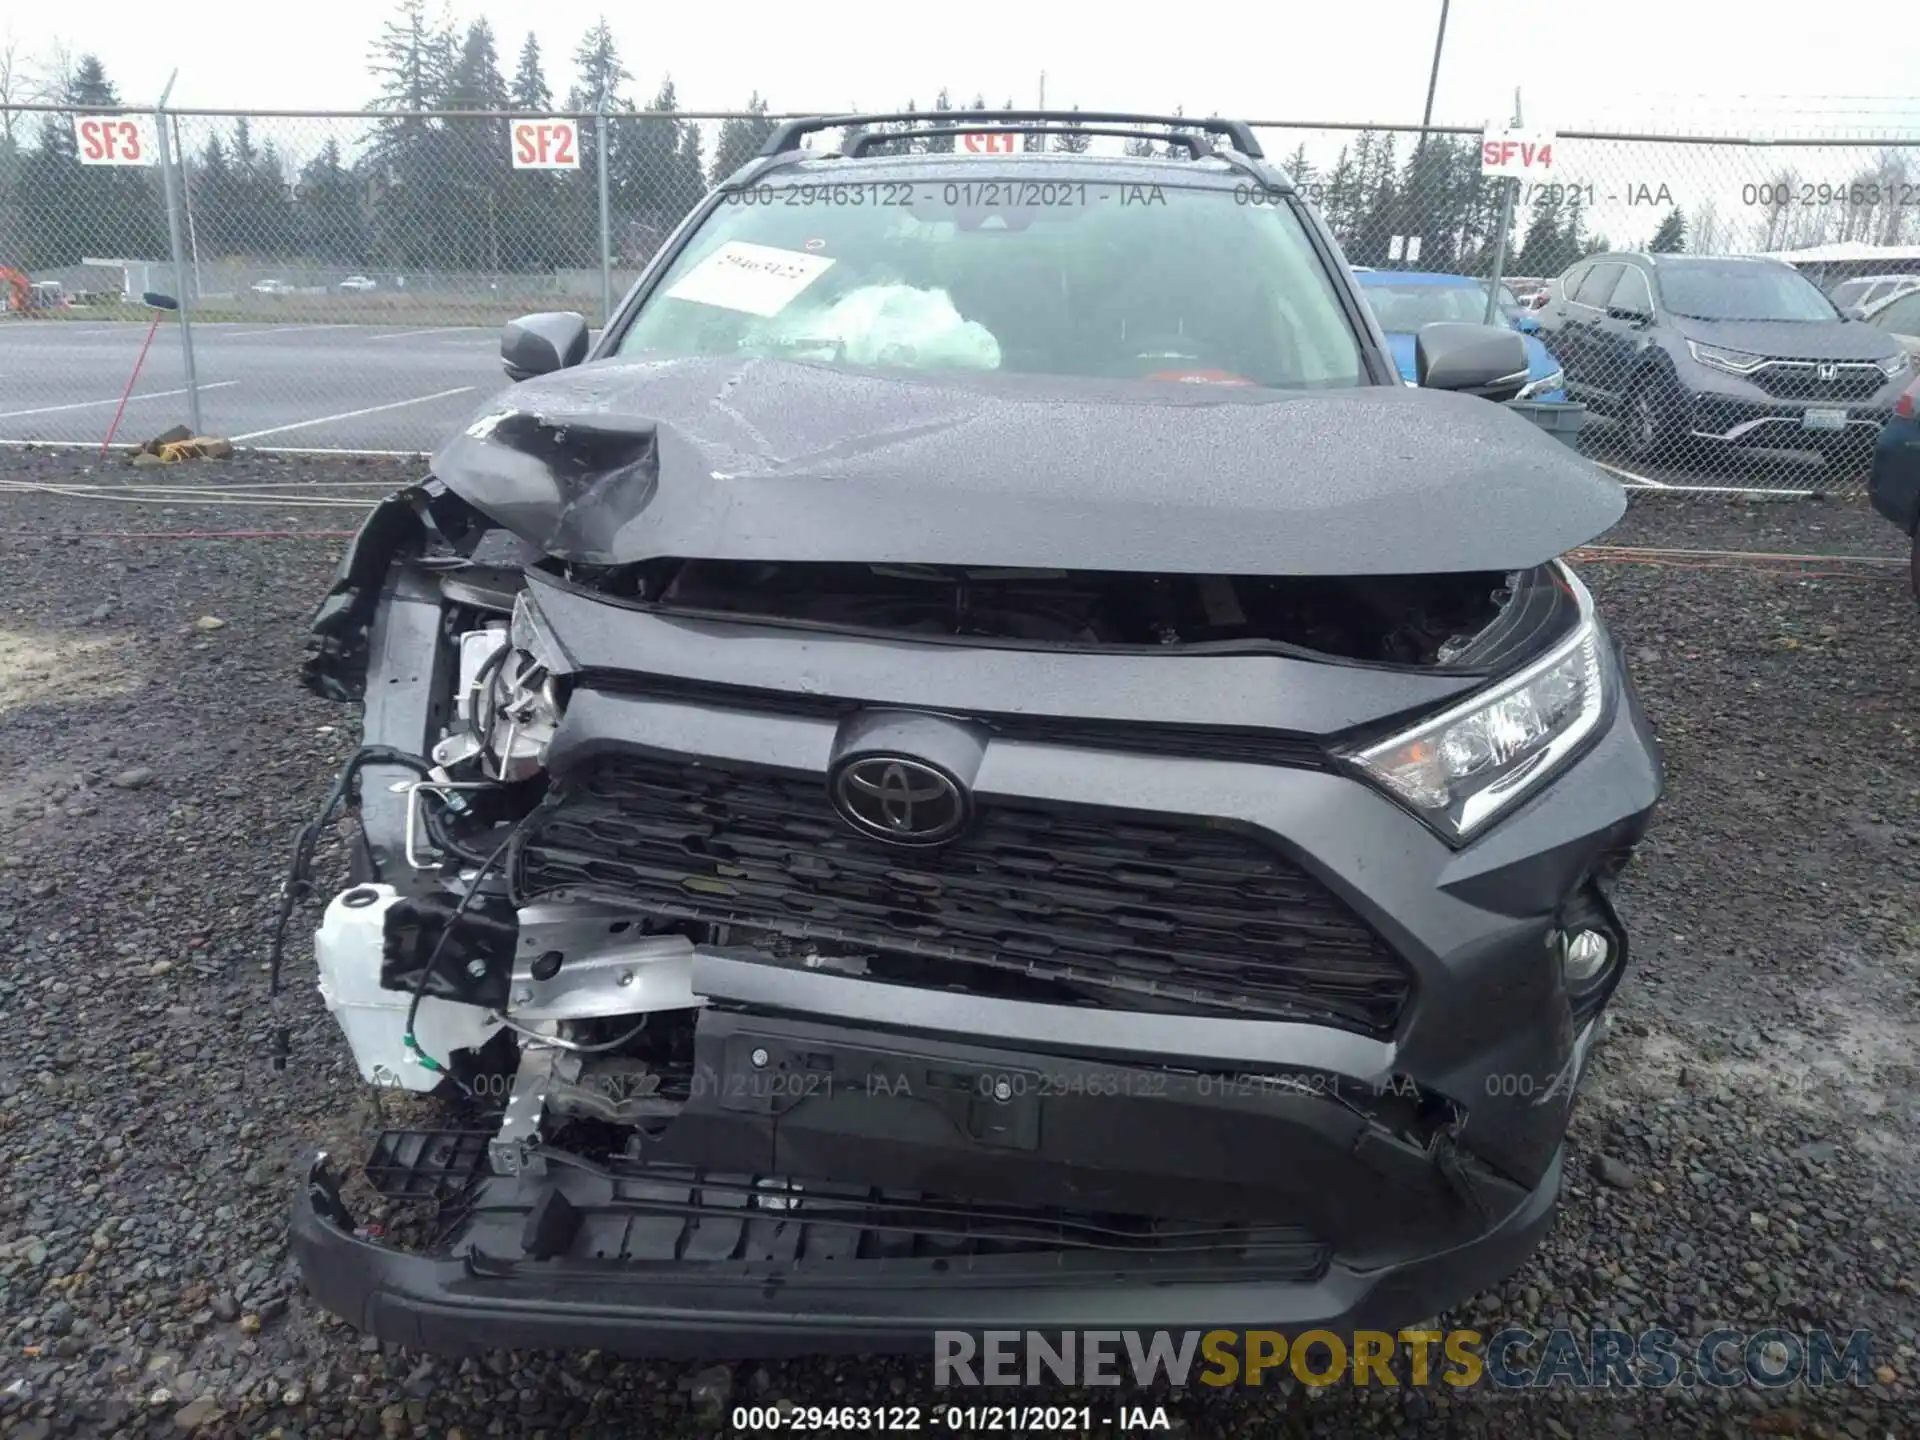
612, 179, 1367, 389
1360, 281, 1510, 330
1656, 262, 1841, 322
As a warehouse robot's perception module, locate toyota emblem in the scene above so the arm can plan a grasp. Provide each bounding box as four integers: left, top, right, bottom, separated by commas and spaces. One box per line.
830, 756, 970, 845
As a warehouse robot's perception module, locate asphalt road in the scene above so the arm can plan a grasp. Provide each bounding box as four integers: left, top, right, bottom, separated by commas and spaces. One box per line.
0, 321, 510, 452
0, 320, 1869, 496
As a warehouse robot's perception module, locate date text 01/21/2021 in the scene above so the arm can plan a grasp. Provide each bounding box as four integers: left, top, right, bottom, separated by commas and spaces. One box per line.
729, 1404, 1176, 1432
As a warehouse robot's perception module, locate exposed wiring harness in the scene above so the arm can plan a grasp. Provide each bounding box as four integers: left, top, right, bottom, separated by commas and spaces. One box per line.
487, 1012, 651, 1053
400, 827, 520, 1095
268, 745, 434, 996
401, 795, 559, 1088
264, 744, 437, 1072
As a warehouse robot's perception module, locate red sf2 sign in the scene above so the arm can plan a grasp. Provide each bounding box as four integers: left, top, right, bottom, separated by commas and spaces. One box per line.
958, 131, 1018, 155
511, 118, 580, 170
73, 115, 158, 167
1481, 129, 1555, 178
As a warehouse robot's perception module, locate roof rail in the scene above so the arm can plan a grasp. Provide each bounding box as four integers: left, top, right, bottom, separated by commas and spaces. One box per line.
759, 110, 1266, 161
846, 124, 1220, 160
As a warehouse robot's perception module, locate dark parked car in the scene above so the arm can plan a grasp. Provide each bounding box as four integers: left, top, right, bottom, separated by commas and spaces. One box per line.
1533, 253, 1912, 474
1869, 375, 1920, 599
287, 110, 1662, 1357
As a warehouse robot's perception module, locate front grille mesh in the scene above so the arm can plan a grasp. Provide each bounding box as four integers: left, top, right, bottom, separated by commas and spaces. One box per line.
1747, 364, 1885, 403
519, 753, 1410, 1035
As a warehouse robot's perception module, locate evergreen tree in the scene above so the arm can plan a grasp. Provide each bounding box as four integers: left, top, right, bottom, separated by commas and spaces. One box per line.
1282, 142, 1314, 187
614, 77, 703, 265
1515, 185, 1562, 275
511, 32, 551, 111
1319, 145, 1356, 245
922, 89, 956, 153
559, 18, 631, 272
365, 0, 458, 269
297, 139, 366, 264
566, 17, 630, 110
500, 32, 556, 267
1052, 103, 1091, 154
190, 133, 239, 256
1648, 207, 1687, 253
710, 92, 775, 184
1562, 190, 1590, 267
242, 127, 297, 257
1351, 130, 1398, 266
442, 19, 510, 271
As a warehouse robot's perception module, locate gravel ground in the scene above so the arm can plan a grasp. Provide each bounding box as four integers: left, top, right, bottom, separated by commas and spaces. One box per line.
0, 448, 1915, 1439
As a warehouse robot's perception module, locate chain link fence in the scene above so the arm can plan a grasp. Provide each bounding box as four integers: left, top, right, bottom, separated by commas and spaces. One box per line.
3, 103, 1918, 488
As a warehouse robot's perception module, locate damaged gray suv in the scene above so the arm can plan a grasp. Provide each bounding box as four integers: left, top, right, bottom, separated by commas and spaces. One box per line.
285, 111, 1662, 1357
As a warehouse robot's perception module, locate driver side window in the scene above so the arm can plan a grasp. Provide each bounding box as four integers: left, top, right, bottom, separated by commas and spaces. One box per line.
1608, 268, 1653, 315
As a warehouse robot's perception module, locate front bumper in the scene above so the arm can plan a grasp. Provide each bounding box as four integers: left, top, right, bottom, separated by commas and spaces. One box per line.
293, 1000, 1588, 1358
292, 1156, 1562, 1358
1681, 367, 1902, 446
295, 539, 1662, 1355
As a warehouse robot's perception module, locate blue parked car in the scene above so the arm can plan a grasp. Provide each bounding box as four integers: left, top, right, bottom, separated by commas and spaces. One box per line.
1355, 270, 1567, 402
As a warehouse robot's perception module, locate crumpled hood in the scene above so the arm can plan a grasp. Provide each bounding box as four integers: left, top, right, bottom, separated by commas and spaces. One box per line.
429, 356, 1624, 575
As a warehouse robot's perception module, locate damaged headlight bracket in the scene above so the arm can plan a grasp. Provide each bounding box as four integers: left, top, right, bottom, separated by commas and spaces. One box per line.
302, 480, 495, 703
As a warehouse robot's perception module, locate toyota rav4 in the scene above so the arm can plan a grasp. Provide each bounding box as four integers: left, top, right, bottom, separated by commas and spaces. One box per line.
283, 111, 1663, 1357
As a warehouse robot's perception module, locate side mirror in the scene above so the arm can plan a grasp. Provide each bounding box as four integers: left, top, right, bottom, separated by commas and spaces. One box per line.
501, 311, 590, 381
1843, 304, 1869, 322
1414, 322, 1530, 402
1606, 305, 1652, 326
1514, 313, 1542, 334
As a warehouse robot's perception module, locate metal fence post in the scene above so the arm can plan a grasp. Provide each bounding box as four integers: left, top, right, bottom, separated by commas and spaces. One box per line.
1483, 89, 1522, 325
597, 93, 613, 327
154, 73, 202, 434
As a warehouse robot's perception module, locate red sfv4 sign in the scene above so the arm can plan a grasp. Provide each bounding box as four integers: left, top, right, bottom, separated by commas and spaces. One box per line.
958, 131, 1019, 155
511, 118, 580, 170
1481, 129, 1555, 178
73, 115, 159, 166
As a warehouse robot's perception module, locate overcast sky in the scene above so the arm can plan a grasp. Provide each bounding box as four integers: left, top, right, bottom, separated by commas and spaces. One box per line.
14, 0, 1920, 135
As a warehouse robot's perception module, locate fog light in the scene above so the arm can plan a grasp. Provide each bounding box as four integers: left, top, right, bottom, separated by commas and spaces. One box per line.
1563, 929, 1611, 983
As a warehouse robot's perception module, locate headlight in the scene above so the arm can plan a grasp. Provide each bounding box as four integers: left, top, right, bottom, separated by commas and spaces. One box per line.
1341, 572, 1608, 841
1686, 340, 1766, 375
1516, 369, 1564, 399
1877, 352, 1910, 379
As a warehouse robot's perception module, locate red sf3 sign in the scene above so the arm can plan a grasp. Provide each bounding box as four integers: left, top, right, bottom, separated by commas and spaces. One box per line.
958, 131, 1018, 155
73, 115, 159, 166
1480, 128, 1555, 178
511, 118, 581, 170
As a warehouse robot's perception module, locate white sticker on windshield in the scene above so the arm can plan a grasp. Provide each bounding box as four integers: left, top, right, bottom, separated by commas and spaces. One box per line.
664, 241, 836, 317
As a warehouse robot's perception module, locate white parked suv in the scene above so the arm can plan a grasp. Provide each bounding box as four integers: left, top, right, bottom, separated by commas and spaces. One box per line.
1830, 274, 1920, 313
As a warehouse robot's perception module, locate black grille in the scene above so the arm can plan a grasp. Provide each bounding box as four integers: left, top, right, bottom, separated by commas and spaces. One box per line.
519, 753, 1409, 1035
1747, 363, 1885, 403
577, 671, 1332, 771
